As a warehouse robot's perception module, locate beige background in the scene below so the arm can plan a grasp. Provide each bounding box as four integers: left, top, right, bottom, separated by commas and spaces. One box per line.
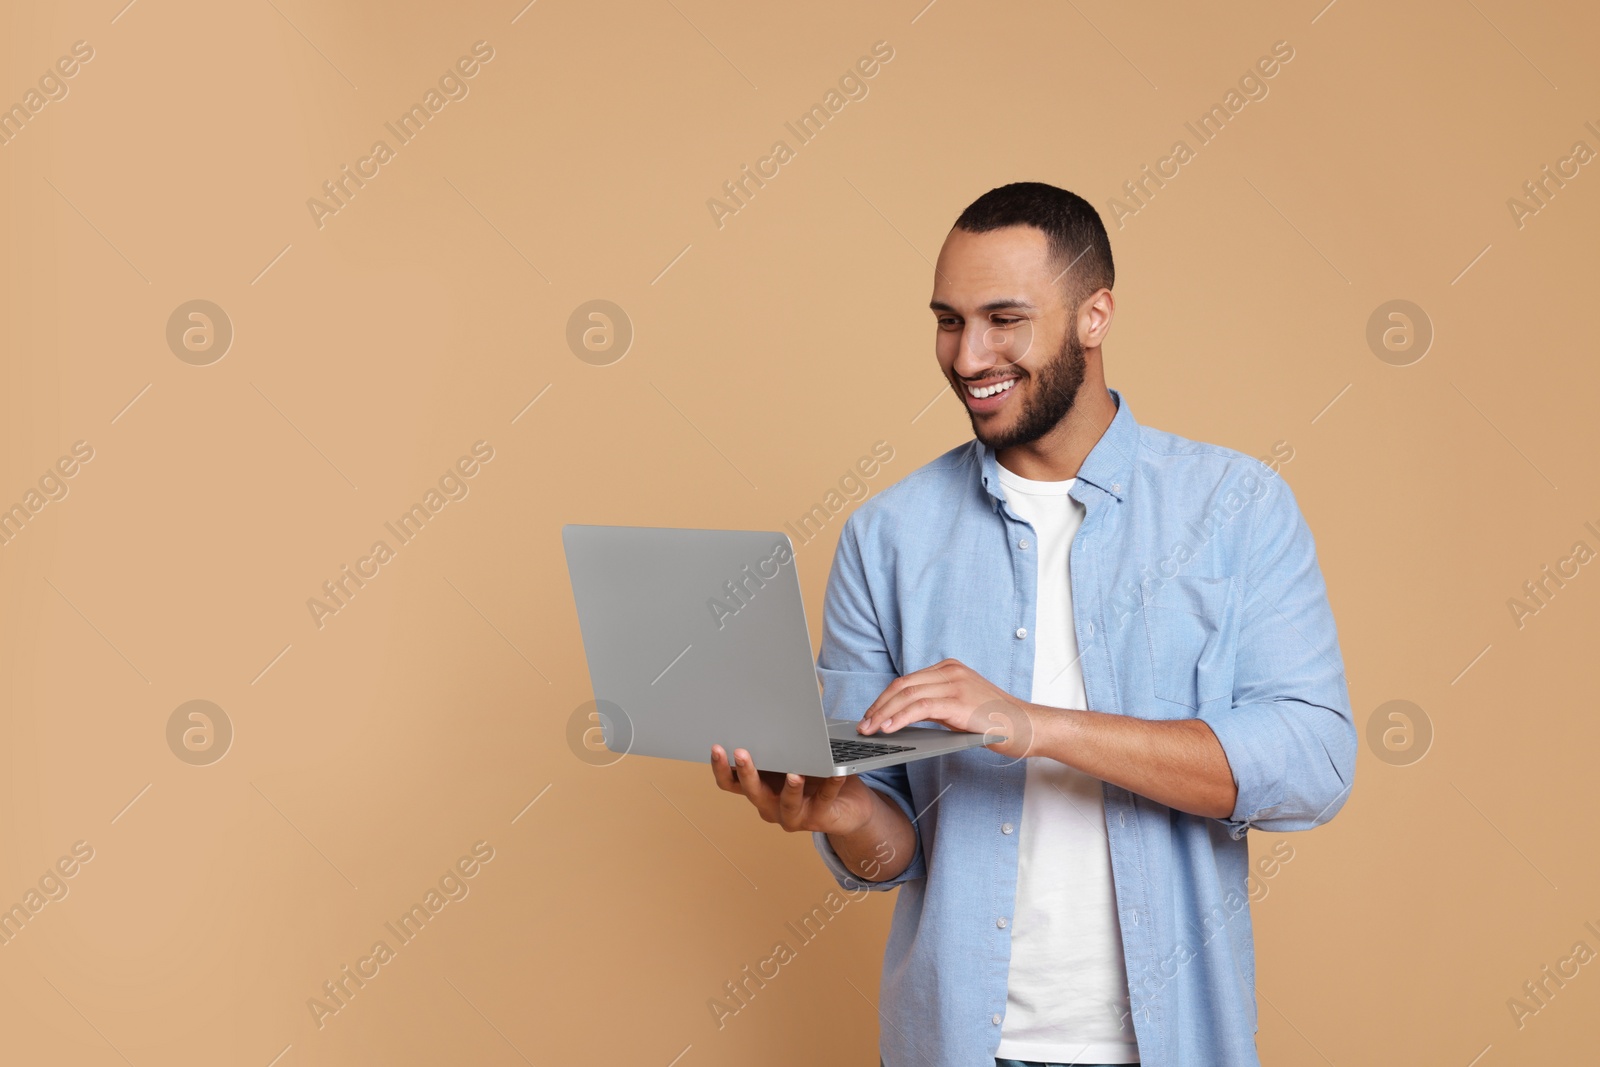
2, 0, 1597, 1063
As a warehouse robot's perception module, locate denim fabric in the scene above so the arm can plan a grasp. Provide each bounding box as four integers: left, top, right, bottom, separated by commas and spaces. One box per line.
818, 389, 1355, 1067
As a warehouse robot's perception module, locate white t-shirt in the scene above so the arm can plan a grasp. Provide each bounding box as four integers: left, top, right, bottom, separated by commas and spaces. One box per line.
994, 464, 1140, 1064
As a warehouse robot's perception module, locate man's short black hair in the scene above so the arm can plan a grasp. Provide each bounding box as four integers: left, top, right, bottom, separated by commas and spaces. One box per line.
953, 182, 1114, 306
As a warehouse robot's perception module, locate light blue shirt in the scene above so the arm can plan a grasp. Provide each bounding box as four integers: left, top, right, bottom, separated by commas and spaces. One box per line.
811, 388, 1356, 1067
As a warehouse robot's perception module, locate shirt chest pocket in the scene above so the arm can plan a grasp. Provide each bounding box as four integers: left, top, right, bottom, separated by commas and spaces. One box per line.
1140, 575, 1240, 716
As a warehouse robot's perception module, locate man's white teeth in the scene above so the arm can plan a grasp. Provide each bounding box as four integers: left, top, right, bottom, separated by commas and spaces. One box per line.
967, 378, 1017, 399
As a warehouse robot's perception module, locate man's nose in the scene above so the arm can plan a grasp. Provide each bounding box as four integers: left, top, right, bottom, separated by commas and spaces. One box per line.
952, 325, 998, 376
955, 322, 1031, 374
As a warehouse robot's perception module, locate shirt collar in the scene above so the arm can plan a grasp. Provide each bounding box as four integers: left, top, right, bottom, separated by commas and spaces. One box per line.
977, 386, 1136, 509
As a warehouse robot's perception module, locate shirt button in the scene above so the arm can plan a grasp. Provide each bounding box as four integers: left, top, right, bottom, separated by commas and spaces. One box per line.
1017, 538, 1030, 550
1014, 627, 1027, 640
1085, 621, 1095, 637
997, 917, 1008, 929
1112, 482, 1122, 493
992, 1013, 1002, 1025
1001, 822, 1014, 835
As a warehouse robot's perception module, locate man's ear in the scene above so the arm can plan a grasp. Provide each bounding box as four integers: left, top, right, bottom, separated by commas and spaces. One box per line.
1080, 287, 1115, 347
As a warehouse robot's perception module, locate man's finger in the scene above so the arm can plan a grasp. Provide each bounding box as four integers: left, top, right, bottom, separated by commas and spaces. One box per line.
877, 698, 945, 733
863, 666, 940, 718
861, 683, 947, 733
861, 686, 920, 731
861, 678, 901, 720
814, 773, 849, 807
776, 772, 808, 829
710, 745, 740, 792
732, 749, 778, 819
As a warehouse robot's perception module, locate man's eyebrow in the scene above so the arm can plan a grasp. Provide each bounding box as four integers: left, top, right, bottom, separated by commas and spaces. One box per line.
928, 298, 1037, 313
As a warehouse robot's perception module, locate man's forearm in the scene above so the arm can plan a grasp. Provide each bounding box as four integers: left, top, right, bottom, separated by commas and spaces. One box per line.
826, 785, 917, 883
1029, 705, 1239, 819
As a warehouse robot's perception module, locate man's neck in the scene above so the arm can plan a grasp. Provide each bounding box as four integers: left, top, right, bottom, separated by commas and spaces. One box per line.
994, 383, 1117, 482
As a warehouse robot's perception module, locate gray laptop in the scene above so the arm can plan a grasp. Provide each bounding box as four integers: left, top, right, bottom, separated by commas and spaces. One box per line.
562, 524, 999, 777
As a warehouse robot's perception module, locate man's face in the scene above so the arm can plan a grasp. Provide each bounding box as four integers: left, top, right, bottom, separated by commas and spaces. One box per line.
930, 225, 1087, 451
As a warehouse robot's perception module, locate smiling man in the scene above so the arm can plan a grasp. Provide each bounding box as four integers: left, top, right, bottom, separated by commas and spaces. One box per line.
710, 182, 1356, 1067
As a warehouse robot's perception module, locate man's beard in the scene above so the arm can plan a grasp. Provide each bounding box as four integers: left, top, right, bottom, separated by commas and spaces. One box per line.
965, 329, 1087, 451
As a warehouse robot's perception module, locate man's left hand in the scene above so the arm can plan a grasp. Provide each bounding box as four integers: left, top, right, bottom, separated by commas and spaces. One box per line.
858, 658, 1038, 760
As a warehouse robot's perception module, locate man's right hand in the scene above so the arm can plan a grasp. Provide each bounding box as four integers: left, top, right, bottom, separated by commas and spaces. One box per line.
709, 745, 878, 836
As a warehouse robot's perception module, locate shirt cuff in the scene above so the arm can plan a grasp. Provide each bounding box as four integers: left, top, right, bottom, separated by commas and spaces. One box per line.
1197, 699, 1288, 840
810, 778, 927, 891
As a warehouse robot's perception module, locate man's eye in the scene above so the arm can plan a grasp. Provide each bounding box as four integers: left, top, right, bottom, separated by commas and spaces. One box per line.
992, 317, 1022, 326
937, 318, 961, 329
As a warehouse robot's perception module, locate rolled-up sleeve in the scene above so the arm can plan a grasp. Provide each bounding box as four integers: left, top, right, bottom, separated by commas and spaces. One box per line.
1198, 471, 1357, 840
810, 517, 927, 890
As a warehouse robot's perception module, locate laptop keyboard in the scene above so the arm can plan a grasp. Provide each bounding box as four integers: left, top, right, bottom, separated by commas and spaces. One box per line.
831, 738, 916, 764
